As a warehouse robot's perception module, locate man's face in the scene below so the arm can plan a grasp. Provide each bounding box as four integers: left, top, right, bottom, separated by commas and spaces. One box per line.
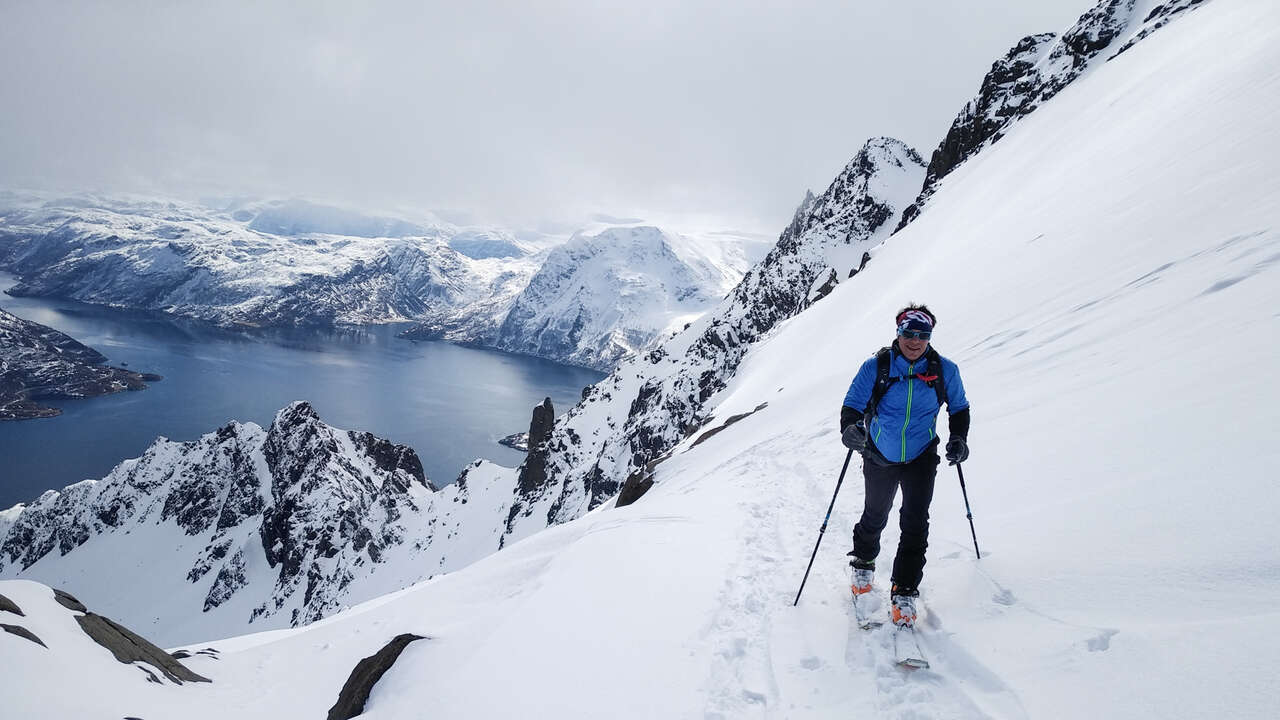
898, 330, 929, 361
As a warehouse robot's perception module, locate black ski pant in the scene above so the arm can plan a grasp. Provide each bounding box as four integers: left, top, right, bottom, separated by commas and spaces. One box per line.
850, 446, 939, 591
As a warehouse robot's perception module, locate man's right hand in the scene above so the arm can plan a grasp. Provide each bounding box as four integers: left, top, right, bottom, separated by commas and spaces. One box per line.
841, 422, 867, 451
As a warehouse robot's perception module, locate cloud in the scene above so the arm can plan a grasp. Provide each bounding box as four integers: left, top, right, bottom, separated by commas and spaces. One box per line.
0, 0, 1089, 233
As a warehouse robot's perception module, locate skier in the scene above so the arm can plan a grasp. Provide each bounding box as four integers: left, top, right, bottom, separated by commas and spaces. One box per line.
839, 304, 969, 627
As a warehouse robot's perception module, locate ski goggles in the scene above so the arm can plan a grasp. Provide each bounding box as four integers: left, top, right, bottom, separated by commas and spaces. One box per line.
897, 328, 932, 340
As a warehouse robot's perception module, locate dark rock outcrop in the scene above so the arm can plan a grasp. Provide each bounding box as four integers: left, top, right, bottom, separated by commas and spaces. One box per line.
529, 398, 554, 450
53, 588, 87, 612
514, 398, 554, 497
1, 622, 45, 647
74, 612, 211, 684
327, 633, 426, 720
0, 592, 23, 616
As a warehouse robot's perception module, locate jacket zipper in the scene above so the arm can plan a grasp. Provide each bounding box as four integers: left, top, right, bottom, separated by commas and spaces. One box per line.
901, 360, 915, 462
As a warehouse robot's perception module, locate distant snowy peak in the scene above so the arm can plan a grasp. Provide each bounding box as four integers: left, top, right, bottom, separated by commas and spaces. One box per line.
499, 137, 925, 542
483, 226, 730, 370
898, 0, 1213, 228
0, 402, 511, 645
244, 199, 437, 239
447, 229, 533, 259
405, 224, 766, 371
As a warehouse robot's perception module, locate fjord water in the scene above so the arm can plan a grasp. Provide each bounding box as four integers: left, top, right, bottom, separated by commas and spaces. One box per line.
0, 273, 603, 508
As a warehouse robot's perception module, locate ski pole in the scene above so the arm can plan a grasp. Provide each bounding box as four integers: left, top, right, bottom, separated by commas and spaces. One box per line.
793, 447, 855, 606
955, 462, 981, 559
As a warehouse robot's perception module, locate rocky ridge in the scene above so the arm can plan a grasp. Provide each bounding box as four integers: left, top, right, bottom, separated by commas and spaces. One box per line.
897, 0, 1213, 229
0, 402, 511, 645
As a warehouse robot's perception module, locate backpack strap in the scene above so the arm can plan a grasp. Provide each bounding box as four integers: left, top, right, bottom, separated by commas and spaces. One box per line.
924, 347, 948, 410
864, 346, 949, 420
863, 346, 895, 420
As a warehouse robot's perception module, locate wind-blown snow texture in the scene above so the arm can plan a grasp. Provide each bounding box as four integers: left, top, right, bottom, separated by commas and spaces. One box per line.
3, 0, 1278, 717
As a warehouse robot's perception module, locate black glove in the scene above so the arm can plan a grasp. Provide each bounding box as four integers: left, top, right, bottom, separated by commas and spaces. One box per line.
842, 422, 867, 451
945, 436, 969, 465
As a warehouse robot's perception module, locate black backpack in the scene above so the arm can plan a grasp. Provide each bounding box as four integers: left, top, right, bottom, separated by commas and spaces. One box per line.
864, 346, 947, 423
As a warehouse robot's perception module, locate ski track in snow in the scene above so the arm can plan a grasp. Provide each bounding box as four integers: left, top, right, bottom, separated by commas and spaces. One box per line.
697, 431, 1022, 719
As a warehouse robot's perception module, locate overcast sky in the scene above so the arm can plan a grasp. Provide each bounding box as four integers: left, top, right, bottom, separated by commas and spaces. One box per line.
0, 1, 1090, 234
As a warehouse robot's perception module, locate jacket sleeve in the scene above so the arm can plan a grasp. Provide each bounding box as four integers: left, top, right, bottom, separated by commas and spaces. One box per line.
840, 356, 878, 429
948, 408, 970, 440
840, 406, 863, 433
943, 358, 970, 439
943, 359, 969, 414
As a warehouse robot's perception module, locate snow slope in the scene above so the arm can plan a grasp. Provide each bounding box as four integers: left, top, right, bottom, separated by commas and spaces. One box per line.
4, 0, 1278, 717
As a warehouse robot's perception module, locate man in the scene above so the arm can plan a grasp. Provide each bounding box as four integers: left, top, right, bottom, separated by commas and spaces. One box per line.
839, 304, 969, 627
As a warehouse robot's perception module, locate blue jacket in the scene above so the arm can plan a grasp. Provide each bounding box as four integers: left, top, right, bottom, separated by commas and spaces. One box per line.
842, 346, 969, 464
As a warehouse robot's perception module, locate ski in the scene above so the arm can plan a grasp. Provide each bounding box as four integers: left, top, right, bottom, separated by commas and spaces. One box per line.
893, 624, 929, 668
852, 591, 882, 629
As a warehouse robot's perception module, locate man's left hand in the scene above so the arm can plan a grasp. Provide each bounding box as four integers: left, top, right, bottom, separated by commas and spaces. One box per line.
945, 436, 969, 465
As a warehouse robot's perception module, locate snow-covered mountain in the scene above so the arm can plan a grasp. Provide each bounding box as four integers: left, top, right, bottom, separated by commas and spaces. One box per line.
405, 225, 767, 370
0, 306, 160, 419
0, 401, 516, 646
0, 196, 525, 328
0, 195, 764, 370
4, 0, 1276, 717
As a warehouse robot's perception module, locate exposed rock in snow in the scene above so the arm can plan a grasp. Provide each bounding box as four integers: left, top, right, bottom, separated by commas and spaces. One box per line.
0, 580, 209, 688
498, 137, 925, 543
897, 0, 1214, 229
327, 633, 427, 720
75, 611, 211, 684
0, 402, 511, 645
0, 306, 160, 419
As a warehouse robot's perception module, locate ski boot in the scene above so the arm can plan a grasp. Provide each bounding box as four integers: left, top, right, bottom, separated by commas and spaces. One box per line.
849, 557, 875, 597
890, 584, 919, 628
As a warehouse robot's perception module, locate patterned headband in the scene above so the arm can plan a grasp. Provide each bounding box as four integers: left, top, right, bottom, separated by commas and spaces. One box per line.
896, 310, 934, 330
